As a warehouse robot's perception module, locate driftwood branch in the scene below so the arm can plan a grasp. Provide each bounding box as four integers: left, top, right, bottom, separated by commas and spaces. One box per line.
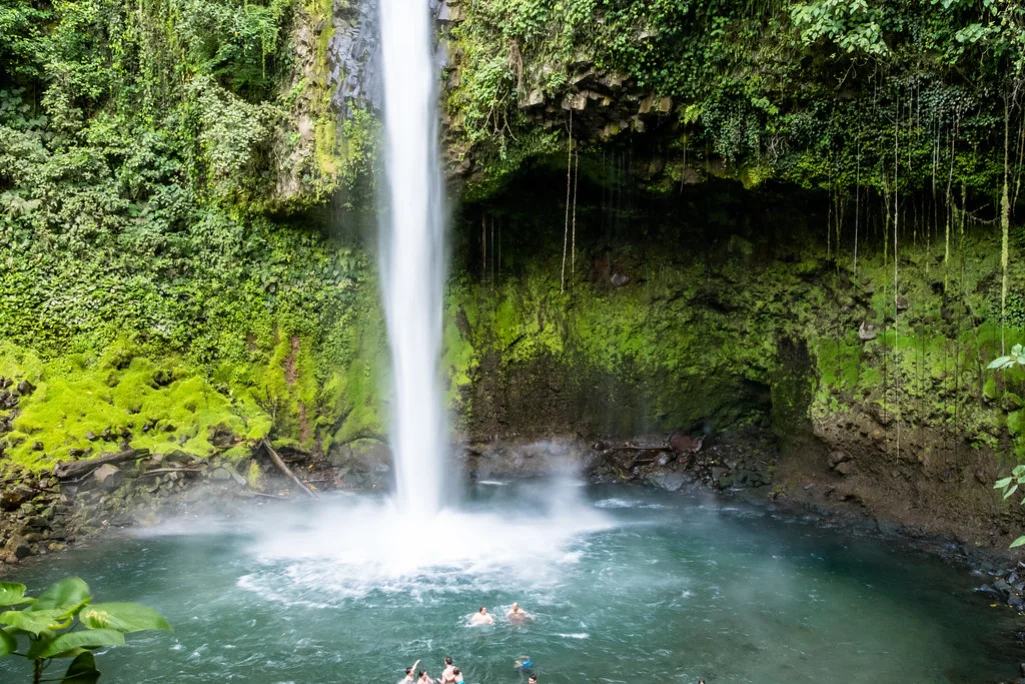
136, 467, 203, 478
262, 439, 317, 498
53, 448, 150, 480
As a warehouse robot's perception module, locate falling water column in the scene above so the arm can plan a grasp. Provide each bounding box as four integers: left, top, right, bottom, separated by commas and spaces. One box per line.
377, 0, 447, 516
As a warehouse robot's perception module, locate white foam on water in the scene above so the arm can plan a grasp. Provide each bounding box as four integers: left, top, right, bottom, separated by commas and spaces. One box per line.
594, 498, 635, 509
235, 488, 611, 605
594, 498, 667, 510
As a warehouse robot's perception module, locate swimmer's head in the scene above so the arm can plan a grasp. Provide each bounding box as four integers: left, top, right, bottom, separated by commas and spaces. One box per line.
405, 668, 413, 676
479, 606, 487, 614
453, 669, 461, 676
445, 657, 453, 666
512, 602, 519, 610
528, 676, 537, 683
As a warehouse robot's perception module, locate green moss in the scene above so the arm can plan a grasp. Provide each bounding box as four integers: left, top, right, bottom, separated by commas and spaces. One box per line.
246, 460, 266, 489
2, 345, 268, 471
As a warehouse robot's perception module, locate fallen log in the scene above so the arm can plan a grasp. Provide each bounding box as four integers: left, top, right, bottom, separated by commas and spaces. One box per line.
53, 448, 150, 480
262, 439, 318, 498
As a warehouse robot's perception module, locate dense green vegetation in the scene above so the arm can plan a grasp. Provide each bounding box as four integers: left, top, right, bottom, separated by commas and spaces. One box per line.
449, 0, 1025, 201
0, 0, 388, 470
0, 577, 170, 683
1, 0, 1025, 550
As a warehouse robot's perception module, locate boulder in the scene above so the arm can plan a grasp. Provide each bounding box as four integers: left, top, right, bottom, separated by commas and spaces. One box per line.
210, 467, 233, 481
654, 471, 687, 492
2, 534, 33, 562
92, 464, 123, 488
0, 485, 34, 512
828, 451, 849, 468
835, 461, 856, 477
669, 433, 704, 453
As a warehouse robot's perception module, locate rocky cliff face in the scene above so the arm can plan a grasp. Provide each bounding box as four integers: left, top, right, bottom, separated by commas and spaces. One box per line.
1, 0, 1025, 558
442, 169, 1025, 547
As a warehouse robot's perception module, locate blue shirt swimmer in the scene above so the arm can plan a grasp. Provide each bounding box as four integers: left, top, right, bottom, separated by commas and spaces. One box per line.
514, 656, 533, 671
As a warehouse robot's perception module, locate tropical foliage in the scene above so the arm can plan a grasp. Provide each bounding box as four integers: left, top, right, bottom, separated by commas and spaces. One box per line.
0, 577, 171, 683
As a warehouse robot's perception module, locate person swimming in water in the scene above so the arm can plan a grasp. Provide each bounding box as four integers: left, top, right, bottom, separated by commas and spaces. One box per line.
453, 668, 464, 684
507, 602, 533, 624
528, 676, 537, 684
514, 655, 533, 672
440, 657, 457, 684
470, 606, 494, 625
402, 660, 421, 684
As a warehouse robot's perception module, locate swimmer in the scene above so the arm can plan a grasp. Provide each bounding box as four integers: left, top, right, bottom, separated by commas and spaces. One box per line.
453, 668, 465, 684
418, 670, 436, 684
514, 655, 533, 671
402, 660, 420, 684
507, 602, 534, 623
528, 676, 537, 684
440, 657, 457, 684
470, 606, 495, 625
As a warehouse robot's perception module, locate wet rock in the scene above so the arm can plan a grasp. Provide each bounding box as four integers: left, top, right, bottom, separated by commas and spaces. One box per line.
858, 321, 878, 341
710, 466, 728, 482
16, 380, 35, 395
210, 467, 232, 482
2, 534, 33, 562
23, 516, 50, 530
669, 433, 703, 453
834, 461, 856, 476
651, 471, 687, 492
828, 451, 851, 468
31, 441, 43, 451
209, 425, 236, 449
92, 464, 123, 488
0, 485, 34, 511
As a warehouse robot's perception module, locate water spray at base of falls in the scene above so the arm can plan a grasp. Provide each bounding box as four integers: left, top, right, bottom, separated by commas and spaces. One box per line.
378, 0, 447, 516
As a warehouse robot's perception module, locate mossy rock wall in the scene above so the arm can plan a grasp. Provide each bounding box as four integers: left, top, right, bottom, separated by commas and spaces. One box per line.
439, 167, 1025, 541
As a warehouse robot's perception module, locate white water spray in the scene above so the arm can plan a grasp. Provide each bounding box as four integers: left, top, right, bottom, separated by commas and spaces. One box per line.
378, 0, 446, 516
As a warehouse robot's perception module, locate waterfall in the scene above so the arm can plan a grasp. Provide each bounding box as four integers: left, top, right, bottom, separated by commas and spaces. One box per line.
378, 0, 446, 516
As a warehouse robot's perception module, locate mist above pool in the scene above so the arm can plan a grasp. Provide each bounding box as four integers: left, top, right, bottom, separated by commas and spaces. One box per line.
0, 483, 1019, 683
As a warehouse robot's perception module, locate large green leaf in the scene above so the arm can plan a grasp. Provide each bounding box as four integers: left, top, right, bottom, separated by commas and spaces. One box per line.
61, 652, 101, 684
0, 609, 72, 635
0, 583, 33, 607
0, 628, 16, 656
28, 578, 91, 616
80, 603, 171, 633
41, 629, 125, 658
